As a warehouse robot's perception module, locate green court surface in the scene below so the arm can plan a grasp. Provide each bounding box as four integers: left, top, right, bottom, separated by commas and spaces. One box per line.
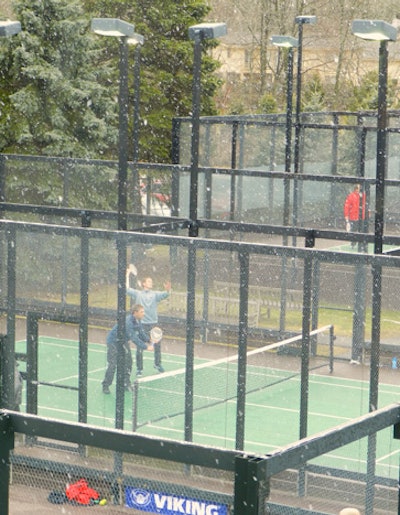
15, 336, 400, 480
329, 242, 400, 254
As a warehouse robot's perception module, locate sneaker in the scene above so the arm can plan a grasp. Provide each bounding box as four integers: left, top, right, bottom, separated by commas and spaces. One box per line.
350, 359, 360, 365
125, 384, 133, 392
154, 364, 165, 373
102, 385, 110, 395
136, 369, 143, 376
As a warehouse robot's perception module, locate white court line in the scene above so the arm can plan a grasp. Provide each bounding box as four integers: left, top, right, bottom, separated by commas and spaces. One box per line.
142, 424, 390, 467
244, 400, 353, 422
377, 449, 400, 463
38, 405, 79, 417
36, 337, 187, 366
38, 405, 118, 426
383, 318, 400, 325
37, 337, 106, 354
50, 366, 110, 384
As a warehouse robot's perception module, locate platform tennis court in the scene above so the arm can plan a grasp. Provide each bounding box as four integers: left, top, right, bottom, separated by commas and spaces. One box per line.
15, 335, 400, 482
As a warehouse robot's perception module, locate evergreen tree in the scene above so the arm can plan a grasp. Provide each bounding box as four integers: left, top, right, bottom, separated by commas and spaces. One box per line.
83, 0, 223, 162
0, 0, 118, 158
348, 71, 398, 112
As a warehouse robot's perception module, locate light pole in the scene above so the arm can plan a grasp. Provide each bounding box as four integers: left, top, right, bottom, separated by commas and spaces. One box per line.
1, 19, 21, 416
293, 15, 316, 175
352, 19, 397, 515
271, 35, 298, 230
91, 18, 140, 231
271, 35, 298, 337
91, 19, 142, 438
292, 15, 316, 245
0, 19, 21, 204
188, 22, 227, 238
129, 35, 144, 215
184, 22, 226, 444
352, 20, 397, 255
0, 20, 21, 204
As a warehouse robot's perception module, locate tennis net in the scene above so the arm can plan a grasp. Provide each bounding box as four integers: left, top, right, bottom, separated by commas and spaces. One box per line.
132, 324, 334, 431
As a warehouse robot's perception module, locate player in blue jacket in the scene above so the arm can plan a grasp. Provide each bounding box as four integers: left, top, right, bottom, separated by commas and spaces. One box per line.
102, 304, 153, 395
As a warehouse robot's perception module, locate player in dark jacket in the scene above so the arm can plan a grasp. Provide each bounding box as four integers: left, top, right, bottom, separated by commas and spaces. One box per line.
102, 304, 153, 394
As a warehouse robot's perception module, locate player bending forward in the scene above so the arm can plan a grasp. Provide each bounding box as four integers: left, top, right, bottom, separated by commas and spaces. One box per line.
102, 304, 154, 395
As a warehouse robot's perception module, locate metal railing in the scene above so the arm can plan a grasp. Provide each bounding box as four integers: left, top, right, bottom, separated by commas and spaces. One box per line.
2, 403, 400, 514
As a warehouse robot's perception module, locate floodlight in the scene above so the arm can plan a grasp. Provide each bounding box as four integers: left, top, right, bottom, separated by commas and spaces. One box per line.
127, 33, 144, 46
352, 19, 397, 42
91, 18, 135, 38
188, 22, 227, 40
295, 15, 317, 25
271, 35, 298, 48
0, 20, 21, 37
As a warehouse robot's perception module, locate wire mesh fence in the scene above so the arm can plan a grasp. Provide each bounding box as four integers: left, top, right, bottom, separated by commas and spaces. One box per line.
173, 112, 400, 230
0, 219, 399, 515
1, 131, 400, 512
6, 414, 235, 514
3, 404, 400, 514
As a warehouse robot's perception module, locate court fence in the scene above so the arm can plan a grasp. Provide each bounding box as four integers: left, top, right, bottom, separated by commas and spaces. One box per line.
0, 218, 400, 513
1, 110, 400, 513
2, 404, 400, 514
172, 111, 400, 228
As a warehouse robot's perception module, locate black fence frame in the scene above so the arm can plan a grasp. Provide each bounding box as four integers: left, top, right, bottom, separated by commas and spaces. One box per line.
2, 110, 400, 513
2, 403, 400, 514
1, 217, 400, 513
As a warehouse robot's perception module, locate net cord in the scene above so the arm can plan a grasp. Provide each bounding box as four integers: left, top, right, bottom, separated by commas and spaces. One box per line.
135, 324, 334, 385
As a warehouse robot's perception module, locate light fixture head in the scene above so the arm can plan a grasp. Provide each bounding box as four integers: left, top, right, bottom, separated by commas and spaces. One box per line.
127, 33, 144, 46
295, 15, 317, 25
271, 35, 299, 48
188, 22, 227, 40
91, 18, 135, 38
0, 20, 21, 37
352, 19, 398, 42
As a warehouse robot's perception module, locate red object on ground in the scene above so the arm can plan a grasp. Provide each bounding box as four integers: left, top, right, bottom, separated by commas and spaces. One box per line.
65, 479, 99, 505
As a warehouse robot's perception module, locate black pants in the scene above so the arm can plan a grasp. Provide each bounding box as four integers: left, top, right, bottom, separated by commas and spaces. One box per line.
136, 324, 162, 371
102, 342, 132, 388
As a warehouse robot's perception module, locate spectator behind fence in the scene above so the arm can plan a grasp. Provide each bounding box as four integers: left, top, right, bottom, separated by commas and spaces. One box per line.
343, 184, 366, 246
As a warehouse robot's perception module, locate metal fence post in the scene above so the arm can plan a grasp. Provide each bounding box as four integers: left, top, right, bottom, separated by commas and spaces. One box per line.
0, 412, 14, 515
393, 421, 400, 514
234, 455, 268, 515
